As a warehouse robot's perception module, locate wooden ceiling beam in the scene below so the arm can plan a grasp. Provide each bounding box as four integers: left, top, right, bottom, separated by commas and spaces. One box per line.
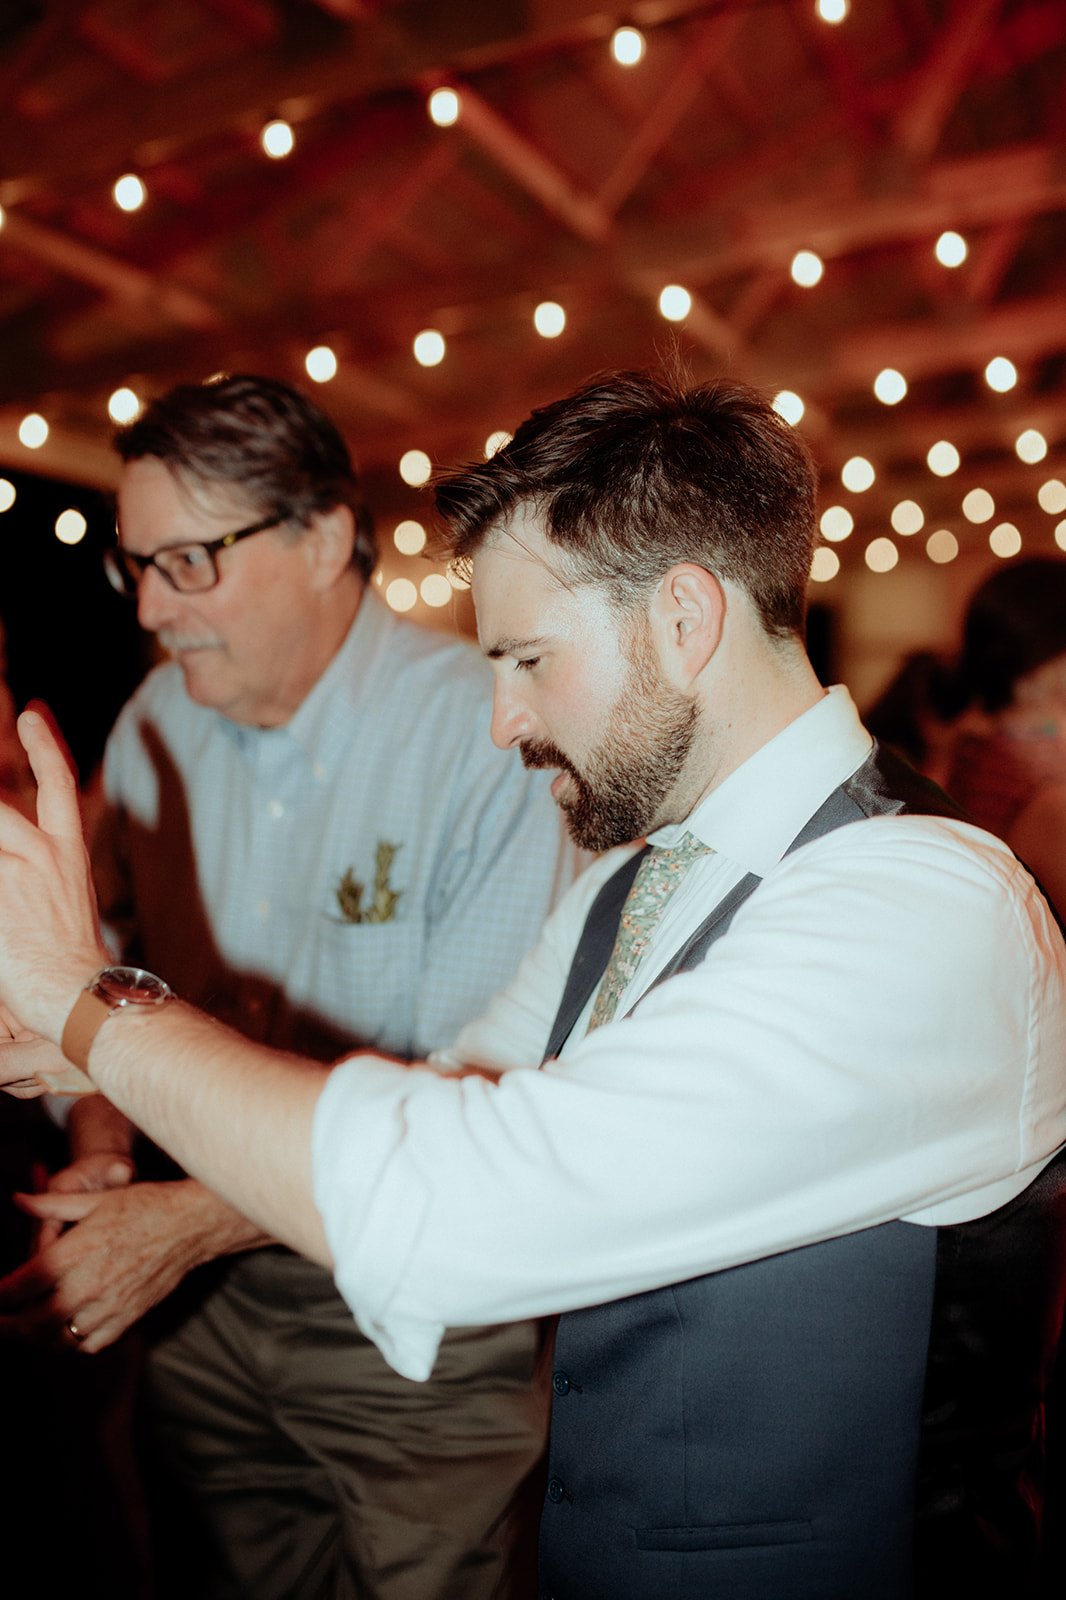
0, 210, 221, 331
892, 0, 1005, 164
451, 85, 612, 243
831, 291, 1066, 386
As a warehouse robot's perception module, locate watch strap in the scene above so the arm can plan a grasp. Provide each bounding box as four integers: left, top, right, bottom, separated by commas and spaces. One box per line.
61, 985, 114, 1074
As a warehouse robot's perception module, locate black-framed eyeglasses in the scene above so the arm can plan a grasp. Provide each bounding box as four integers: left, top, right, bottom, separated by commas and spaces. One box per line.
103, 512, 292, 598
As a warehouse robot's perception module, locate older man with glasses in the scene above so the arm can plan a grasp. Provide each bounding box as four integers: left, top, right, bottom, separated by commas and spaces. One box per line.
0, 373, 578, 1600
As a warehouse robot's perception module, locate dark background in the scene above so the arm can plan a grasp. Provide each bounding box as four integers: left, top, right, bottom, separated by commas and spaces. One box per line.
0, 468, 151, 782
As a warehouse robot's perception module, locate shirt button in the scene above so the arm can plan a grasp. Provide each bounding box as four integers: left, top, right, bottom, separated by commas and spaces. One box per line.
256, 899, 271, 919
546, 1477, 565, 1504
552, 1371, 570, 1396
268, 799, 284, 819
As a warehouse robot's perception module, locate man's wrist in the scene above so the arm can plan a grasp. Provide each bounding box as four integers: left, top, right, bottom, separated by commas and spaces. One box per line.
60, 965, 175, 1076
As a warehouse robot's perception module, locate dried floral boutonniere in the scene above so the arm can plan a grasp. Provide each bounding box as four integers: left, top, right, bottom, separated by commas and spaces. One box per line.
335, 841, 403, 925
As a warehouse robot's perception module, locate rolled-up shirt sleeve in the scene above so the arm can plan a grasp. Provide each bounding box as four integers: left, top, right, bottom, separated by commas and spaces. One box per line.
312, 815, 1066, 1380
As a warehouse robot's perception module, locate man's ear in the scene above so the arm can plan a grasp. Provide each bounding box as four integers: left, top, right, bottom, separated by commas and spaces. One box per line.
302, 505, 357, 590
648, 564, 725, 688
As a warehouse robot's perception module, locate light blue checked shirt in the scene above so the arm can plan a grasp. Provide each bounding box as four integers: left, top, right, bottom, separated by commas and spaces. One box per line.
92, 589, 579, 1065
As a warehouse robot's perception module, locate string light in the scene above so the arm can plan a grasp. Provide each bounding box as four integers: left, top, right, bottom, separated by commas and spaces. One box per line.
385, 577, 418, 612
865, 537, 898, 573
261, 119, 295, 159
393, 520, 426, 555
1056, 521, 1066, 553
18, 413, 48, 449
305, 345, 337, 383
926, 529, 958, 564
890, 500, 924, 536
841, 456, 875, 492
989, 522, 1022, 558
790, 250, 824, 288
962, 488, 994, 523
0, 480, 15, 513
772, 391, 804, 426
873, 368, 907, 405
1038, 480, 1066, 515
810, 547, 840, 582
658, 285, 691, 321
420, 574, 452, 607
484, 430, 512, 458
1015, 428, 1047, 464
926, 440, 960, 476
533, 301, 566, 338
428, 88, 461, 126
55, 509, 86, 546
819, 506, 853, 542
447, 563, 471, 591
113, 173, 146, 212
935, 230, 968, 268
816, 0, 849, 22
984, 356, 1017, 393
611, 27, 646, 66
399, 449, 432, 487
413, 329, 446, 367
108, 386, 141, 424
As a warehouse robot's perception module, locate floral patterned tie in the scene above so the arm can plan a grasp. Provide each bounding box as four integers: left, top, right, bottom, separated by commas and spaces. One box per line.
586, 831, 713, 1032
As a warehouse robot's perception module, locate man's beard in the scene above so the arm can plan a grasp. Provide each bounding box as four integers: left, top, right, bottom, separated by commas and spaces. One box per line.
521, 632, 698, 852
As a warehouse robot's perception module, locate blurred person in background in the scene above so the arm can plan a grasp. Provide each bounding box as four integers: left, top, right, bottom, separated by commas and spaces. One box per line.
0, 374, 579, 1600
862, 648, 964, 790
945, 556, 1066, 919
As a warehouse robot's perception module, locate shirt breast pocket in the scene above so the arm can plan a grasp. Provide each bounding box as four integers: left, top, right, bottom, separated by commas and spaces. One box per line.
298, 915, 422, 1056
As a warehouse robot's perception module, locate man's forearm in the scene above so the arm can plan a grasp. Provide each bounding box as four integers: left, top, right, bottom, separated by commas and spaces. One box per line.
80, 999, 334, 1268
67, 1092, 135, 1160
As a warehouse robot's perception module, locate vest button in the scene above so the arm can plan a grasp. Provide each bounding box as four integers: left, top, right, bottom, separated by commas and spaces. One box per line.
547, 1477, 566, 1503
552, 1370, 570, 1395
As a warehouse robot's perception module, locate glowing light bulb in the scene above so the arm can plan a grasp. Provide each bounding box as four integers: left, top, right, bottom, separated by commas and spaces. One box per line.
819, 506, 853, 542
865, 537, 898, 573
810, 547, 840, 582
428, 88, 461, 126
989, 522, 1022, 558
393, 520, 426, 556
658, 284, 691, 321
421, 574, 452, 607
611, 27, 646, 66
108, 386, 141, 424
113, 173, 146, 212
790, 250, 824, 288
985, 356, 1017, 393
305, 345, 337, 383
926, 440, 960, 477
1015, 429, 1047, 464
890, 500, 924, 536
533, 301, 566, 338
385, 578, 418, 613
841, 456, 875, 492
0, 480, 15, 513
772, 391, 804, 426
55, 509, 86, 545
484, 430, 512, 458
962, 488, 994, 524
1056, 521, 1066, 553
935, 230, 968, 268
1037, 480, 1066, 515
399, 449, 432, 487
413, 329, 446, 367
816, 0, 849, 22
926, 529, 958, 564
447, 563, 471, 591
18, 413, 48, 449
261, 120, 294, 159
873, 368, 907, 405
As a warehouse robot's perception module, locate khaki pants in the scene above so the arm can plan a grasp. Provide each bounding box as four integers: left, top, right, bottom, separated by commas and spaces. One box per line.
144, 1249, 548, 1600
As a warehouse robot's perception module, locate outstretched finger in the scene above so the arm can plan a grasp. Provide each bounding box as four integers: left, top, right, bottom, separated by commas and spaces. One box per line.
17, 706, 83, 842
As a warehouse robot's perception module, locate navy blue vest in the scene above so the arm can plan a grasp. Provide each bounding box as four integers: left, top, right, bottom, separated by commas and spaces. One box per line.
537, 744, 1066, 1599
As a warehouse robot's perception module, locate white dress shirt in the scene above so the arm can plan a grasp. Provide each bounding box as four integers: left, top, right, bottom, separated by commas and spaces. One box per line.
313, 686, 1066, 1380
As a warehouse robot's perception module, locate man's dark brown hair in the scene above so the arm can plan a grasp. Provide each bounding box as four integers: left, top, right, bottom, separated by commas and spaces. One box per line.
433, 369, 818, 638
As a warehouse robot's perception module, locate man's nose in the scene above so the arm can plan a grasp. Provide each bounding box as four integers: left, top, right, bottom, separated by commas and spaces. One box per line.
489, 679, 537, 750
136, 565, 180, 633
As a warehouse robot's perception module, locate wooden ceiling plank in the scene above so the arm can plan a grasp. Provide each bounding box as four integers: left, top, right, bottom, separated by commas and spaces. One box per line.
833, 290, 1066, 385
1, 210, 221, 330
76, 7, 172, 87
453, 85, 612, 244
961, 219, 1026, 307
595, 10, 743, 216
892, 0, 1005, 164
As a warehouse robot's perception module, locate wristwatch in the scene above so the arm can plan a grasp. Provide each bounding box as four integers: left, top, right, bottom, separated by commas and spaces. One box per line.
60, 965, 175, 1073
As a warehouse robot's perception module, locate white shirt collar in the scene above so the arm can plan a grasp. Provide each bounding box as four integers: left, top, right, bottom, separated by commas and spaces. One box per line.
648, 685, 873, 877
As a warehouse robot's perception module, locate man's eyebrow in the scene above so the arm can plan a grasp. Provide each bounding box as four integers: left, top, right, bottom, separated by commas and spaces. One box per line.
484, 635, 551, 660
